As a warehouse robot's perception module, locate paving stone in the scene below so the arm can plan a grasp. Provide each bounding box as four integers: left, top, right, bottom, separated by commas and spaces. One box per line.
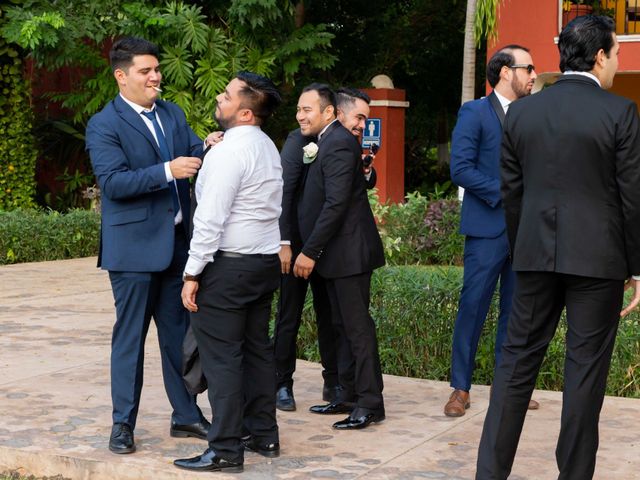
0, 257, 639, 479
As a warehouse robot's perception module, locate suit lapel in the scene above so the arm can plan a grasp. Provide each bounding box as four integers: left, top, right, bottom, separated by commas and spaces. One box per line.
113, 95, 163, 163
488, 91, 505, 128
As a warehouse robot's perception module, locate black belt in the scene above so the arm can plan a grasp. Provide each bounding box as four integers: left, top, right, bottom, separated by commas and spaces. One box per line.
214, 250, 278, 259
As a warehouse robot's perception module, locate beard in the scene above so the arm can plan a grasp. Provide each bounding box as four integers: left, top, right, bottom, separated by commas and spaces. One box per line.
214, 106, 232, 131
511, 76, 531, 99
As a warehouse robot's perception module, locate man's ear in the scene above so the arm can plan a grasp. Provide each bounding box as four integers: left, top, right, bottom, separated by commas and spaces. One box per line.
594, 48, 606, 68
323, 104, 335, 120
239, 108, 255, 123
114, 68, 126, 86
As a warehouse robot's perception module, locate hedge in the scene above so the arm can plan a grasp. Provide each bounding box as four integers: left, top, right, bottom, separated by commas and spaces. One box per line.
0, 36, 37, 210
0, 208, 99, 265
295, 265, 640, 398
2, 208, 637, 399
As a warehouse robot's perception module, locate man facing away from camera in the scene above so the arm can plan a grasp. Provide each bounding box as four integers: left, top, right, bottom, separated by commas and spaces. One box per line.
85, 36, 210, 455
446, 44, 539, 418
273, 86, 377, 412
476, 15, 640, 480
174, 71, 283, 473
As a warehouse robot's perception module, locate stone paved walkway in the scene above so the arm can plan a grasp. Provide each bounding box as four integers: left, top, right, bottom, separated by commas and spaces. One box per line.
1, 257, 639, 479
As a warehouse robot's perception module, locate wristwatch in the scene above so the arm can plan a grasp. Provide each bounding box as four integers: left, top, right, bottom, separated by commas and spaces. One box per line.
182, 272, 200, 282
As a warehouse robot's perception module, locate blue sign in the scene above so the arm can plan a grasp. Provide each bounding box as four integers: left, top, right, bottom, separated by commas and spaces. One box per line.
362, 118, 381, 149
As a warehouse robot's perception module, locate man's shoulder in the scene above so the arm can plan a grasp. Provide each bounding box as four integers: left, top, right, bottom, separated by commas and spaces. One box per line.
87, 98, 119, 130
323, 122, 360, 148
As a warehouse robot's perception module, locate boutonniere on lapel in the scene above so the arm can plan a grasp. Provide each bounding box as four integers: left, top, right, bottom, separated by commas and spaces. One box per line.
302, 142, 319, 164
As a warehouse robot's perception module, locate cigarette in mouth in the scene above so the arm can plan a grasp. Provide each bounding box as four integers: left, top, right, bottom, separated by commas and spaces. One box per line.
151, 86, 162, 92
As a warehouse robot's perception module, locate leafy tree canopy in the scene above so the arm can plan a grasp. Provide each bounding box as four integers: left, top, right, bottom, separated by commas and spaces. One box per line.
1, 0, 337, 137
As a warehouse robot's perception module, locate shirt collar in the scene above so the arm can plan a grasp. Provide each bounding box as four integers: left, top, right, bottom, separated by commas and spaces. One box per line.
563, 71, 601, 87
318, 119, 338, 141
221, 125, 261, 140
493, 90, 511, 113
120, 93, 155, 114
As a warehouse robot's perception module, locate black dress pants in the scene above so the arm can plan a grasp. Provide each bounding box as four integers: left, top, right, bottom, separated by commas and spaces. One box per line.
273, 269, 339, 390
190, 254, 280, 462
325, 272, 384, 414
476, 272, 623, 480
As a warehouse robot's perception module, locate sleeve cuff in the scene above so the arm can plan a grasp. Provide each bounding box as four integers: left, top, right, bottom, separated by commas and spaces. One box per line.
280, 240, 291, 246
164, 161, 174, 182
632, 275, 640, 281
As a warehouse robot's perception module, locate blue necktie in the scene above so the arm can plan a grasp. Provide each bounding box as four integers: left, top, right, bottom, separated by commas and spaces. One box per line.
141, 109, 180, 216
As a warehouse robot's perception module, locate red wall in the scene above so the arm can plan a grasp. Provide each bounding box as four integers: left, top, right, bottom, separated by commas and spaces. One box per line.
488, 0, 640, 94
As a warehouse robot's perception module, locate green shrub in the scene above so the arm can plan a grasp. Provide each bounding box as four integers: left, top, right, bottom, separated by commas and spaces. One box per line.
372, 190, 463, 266
0, 36, 37, 210
0, 208, 99, 264
295, 265, 640, 398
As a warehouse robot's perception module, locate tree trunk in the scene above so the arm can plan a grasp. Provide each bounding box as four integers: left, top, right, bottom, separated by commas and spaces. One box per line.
294, 1, 305, 28
461, 0, 477, 106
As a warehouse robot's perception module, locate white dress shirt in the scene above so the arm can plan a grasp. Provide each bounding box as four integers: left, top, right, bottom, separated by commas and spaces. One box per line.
564, 70, 601, 87
120, 94, 183, 224
185, 125, 283, 276
493, 90, 511, 114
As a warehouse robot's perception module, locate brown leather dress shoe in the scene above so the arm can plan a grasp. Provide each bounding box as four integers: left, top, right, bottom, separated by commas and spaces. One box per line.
528, 399, 540, 410
444, 389, 470, 417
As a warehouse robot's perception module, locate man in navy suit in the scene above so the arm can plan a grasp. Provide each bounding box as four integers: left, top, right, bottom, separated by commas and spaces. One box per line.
445, 45, 538, 417
86, 37, 210, 454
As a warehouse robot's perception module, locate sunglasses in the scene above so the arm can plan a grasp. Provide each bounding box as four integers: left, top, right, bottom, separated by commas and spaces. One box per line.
510, 64, 535, 74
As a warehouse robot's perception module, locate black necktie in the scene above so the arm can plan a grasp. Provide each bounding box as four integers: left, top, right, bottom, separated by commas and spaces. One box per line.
141, 109, 180, 215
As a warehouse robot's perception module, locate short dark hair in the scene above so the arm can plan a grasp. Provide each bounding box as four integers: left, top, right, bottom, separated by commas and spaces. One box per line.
235, 71, 282, 124
110, 37, 159, 73
336, 87, 371, 111
301, 83, 337, 112
486, 44, 530, 88
559, 15, 616, 72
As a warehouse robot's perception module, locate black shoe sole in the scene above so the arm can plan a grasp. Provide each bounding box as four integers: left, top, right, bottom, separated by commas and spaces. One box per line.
170, 429, 207, 440
109, 445, 136, 454
276, 403, 296, 412
333, 416, 385, 430
174, 464, 244, 473
245, 445, 281, 458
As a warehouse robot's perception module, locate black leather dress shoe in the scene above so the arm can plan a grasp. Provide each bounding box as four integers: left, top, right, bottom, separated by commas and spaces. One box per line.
333, 412, 385, 430
109, 423, 135, 454
276, 386, 296, 411
309, 402, 354, 415
242, 436, 280, 458
174, 448, 243, 473
170, 417, 211, 440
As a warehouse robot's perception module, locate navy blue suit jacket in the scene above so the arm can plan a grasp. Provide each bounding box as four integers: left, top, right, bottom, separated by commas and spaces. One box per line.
86, 95, 202, 272
450, 93, 505, 239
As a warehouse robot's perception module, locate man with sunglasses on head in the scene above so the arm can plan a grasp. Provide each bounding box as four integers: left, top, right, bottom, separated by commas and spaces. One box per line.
445, 45, 538, 418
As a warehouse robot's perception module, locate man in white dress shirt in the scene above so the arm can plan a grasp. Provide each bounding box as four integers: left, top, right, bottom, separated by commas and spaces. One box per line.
174, 71, 282, 474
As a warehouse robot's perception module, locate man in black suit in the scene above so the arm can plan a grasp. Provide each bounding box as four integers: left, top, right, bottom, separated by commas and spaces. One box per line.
476, 16, 640, 480
274, 87, 378, 412
293, 83, 386, 430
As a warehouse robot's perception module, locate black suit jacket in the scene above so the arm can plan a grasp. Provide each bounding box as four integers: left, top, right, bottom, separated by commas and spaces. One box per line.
280, 128, 378, 249
280, 128, 315, 247
501, 74, 640, 280
297, 121, 385, 279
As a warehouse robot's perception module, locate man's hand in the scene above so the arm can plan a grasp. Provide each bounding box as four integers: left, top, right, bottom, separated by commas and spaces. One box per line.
170, 156, 202, 179
279, 245, 292, 274
621, 278, 640, 317
293, 252, 315, 279
205, 131, 224, 146
181, 280, 199, 312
